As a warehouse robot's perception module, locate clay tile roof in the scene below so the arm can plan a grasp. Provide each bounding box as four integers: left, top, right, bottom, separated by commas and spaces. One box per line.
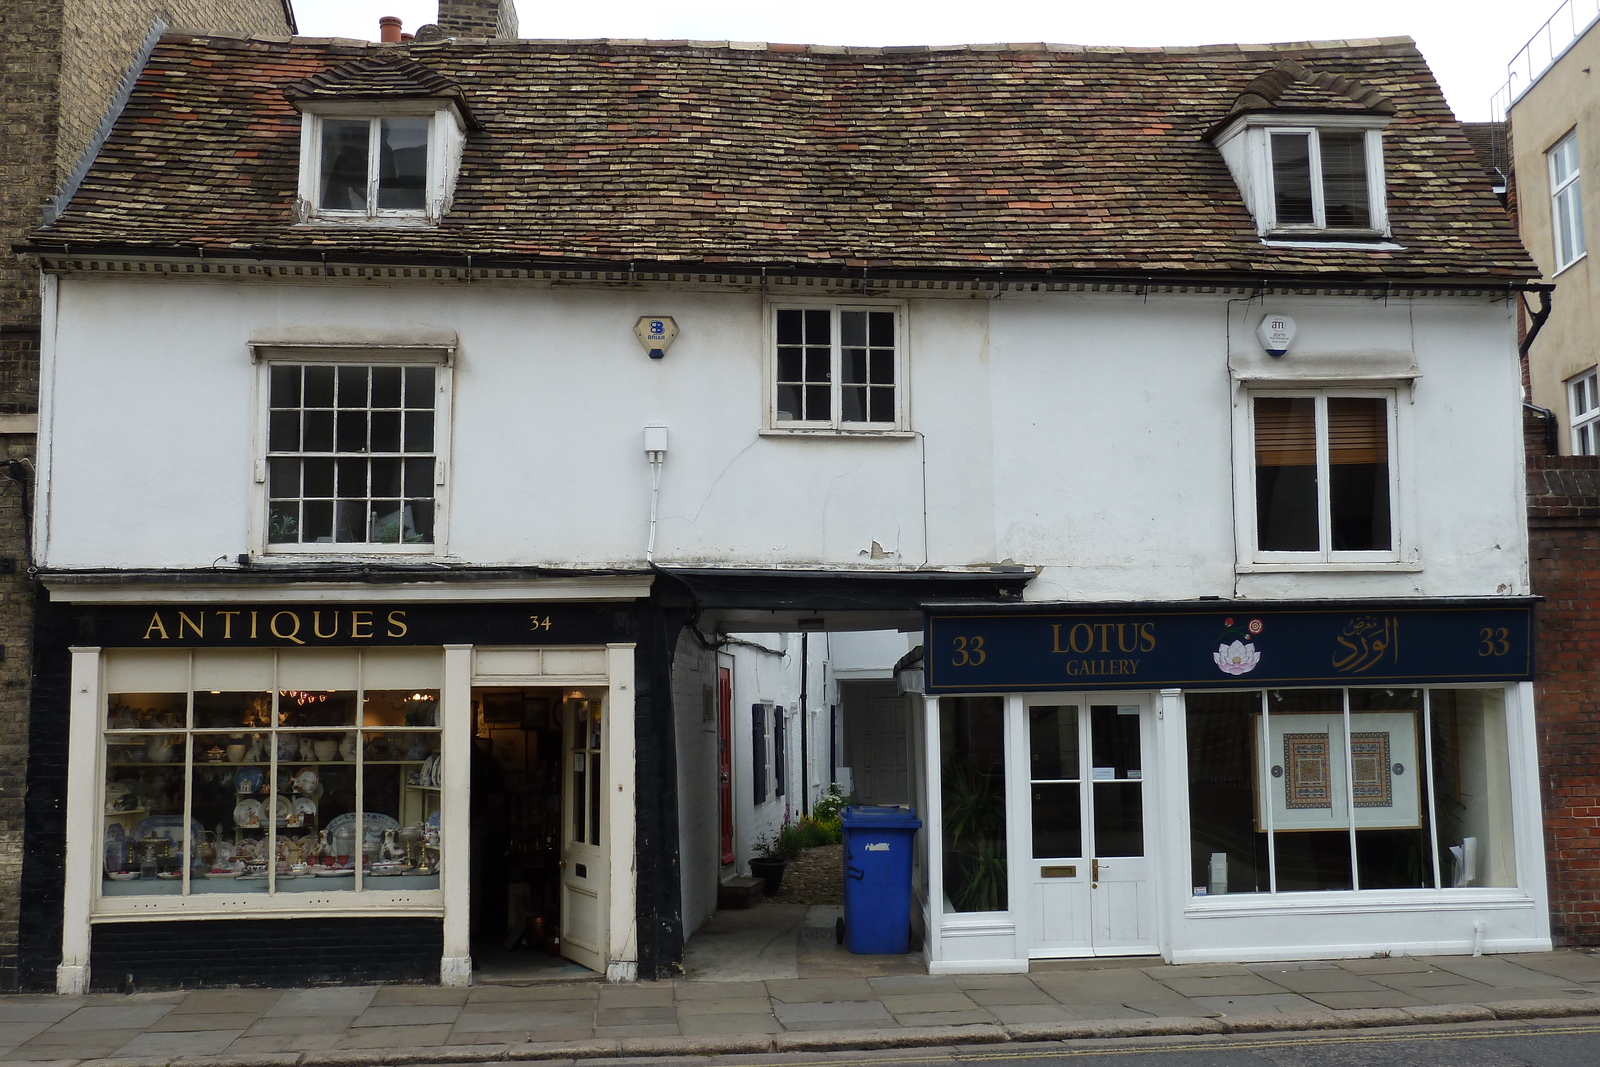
283, 53, 480, 128
30, 33, 1535, 283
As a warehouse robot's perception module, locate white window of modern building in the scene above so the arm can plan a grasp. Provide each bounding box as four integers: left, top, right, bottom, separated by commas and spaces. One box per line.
766, 302, 909, 432
1550, 132, 1586, 272
1570, 368, 1600, 455
1249, 389, 1398, 562
255, 348, 452, 554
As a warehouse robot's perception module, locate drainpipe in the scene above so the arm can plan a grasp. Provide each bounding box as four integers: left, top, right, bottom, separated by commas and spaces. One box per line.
800, 632, 809, 816
1518, 289, 1552, 360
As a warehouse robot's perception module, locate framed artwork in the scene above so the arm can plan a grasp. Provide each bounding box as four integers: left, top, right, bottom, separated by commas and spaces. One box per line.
522, 695, 551, 732
481, 691, 522, 724
1254, 711, 1420, 832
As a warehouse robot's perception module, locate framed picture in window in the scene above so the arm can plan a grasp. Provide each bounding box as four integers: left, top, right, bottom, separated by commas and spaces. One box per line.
1254, 711, 1420, 832
481, 691, 522, 724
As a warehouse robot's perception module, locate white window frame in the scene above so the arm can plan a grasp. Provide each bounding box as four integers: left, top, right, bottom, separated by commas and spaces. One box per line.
763, 299, 911, 434
1242, 387, 1403, 566
296, 103, 466, 224
1211, 114, 1390, 238
251, 344, 453, 557
1549, 131, 1587, 273
1569, 368, 1600, 455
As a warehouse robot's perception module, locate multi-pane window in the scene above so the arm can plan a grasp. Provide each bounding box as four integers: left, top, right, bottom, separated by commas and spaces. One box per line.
1570, 369, 1600, 455
316, 117, 429, 216
100, 648, 443, 899
1549, 132, 1586, 271
267, 363, 437, 548
772, 305, 902, 429
1268, 128, 1379, 232
1253, 391, 1394, 558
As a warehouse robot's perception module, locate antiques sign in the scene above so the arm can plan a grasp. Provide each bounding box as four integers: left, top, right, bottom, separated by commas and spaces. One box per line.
75, 602, 638, 648
924, 601, 1535, 693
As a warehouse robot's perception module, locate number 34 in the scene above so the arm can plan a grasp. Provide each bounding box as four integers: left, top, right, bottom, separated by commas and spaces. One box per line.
952, 635, 987, 666
1477, 628, 1510, 657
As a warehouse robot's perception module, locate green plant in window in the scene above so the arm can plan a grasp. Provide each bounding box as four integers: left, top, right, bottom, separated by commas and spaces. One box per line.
943, 766, 1007, 911
268, 511, 298, 542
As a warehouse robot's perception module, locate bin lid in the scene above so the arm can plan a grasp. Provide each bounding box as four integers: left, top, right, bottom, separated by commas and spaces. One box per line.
841, 804, 922, 829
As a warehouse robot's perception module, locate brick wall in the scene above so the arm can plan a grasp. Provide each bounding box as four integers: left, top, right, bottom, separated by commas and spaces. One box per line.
436, 0, 519, 39
1527, 405, 1600, 944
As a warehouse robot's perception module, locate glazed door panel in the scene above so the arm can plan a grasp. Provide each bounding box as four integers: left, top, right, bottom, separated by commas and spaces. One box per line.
560, 695, 606, 972
718, 667, 734, 865
1025, 697, 1156, 958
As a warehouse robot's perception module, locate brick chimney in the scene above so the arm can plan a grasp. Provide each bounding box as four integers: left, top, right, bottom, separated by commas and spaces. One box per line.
436, 0, 519, 38
379, 15, 403, 42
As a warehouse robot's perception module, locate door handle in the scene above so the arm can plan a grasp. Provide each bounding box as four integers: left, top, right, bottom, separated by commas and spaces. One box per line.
719, 774, 729, 784
1092, 858, 1103, 887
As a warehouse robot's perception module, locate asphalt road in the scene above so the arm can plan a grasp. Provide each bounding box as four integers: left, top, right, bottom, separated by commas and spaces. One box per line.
653, 1018, 1600, 1067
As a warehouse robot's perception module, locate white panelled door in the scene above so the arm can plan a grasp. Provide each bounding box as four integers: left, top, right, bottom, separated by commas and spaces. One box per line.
560, 695, 607, 971
1024, 695, 1157, 957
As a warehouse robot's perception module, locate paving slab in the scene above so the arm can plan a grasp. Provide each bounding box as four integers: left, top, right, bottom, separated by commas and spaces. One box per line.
1368, 969, 1495, 991
243, 1015, 357, 1037
1427, 956, 1575, 988
596, 987, 673, 1010
263, 990, 375, 1019
11, 1030, 145, 1059
1186, 993, 1326, 1014
963, 987, 1055, 1007
335, 1024, 454, 1049
284, 1034, 342, 1052
590, 1024, 680, 1039
594, 1007, 675, 1027
764, 979, 876, 1004
1157, 974, 1291, 998
1245, 968, 1390, 994
1145, 962, 1255, 978
1301, 989, 1428, 1009
166, 992, 281, 1016
350, 1006, 462, 1028
867, 977, 958, 994
1501, 951, 1600, 983
891, 1011, 997, 1027
145, 1013, 261, 1033
879, 993, 981, 1014
220, 1034, 297, 1054
1334, 956, 1440, 975
49, 1006, 177, 1033
672, 998, 771, 1016
675, 1014, 781, 1036
115, 1030, 245, 1058
367, 987, 472, 1007
985, 1003, 1082, 1025
771, 1002, 895, 1027
450, 1012, 591, 1034
0, 1025, 56, 1049
467, 986, 599, 1005
0, 1005, 81, 1026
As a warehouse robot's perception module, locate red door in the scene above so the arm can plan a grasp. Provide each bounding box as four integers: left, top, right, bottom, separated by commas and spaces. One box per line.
718, 666, 734, 864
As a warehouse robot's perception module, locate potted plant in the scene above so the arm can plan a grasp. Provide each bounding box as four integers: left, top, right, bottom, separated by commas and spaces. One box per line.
748, 823, 803, 895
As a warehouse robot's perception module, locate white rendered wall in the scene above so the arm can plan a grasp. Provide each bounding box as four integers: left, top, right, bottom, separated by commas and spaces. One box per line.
37, 278, 1527, 603
724, 634, 800, 871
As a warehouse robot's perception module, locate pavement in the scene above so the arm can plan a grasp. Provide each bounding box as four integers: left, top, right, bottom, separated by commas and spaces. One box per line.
9, 908, 1600, 1067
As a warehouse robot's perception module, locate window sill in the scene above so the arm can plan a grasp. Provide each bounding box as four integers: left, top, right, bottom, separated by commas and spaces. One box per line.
760, 427, 915, 439
294, 215, 438, 230
261, 545, 442, 558
1261, 237, 1405, 251
1554, 252, 1588, 278
1237, 560, 1420, 574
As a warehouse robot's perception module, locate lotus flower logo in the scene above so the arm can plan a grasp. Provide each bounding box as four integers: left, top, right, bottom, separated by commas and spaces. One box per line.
1212, 617, 1264, 675
1213, 639, 1261, 675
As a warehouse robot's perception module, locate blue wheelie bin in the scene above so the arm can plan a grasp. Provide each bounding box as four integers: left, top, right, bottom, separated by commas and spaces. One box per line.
838, 805, 923, 954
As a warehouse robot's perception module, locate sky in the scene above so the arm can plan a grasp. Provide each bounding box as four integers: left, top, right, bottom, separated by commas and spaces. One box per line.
288, 0, 1570, 122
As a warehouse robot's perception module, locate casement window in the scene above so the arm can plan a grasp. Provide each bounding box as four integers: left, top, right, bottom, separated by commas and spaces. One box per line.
769, 303, 907, 431
774, 710, 787, 798
1251, 391, 1396, 561
1570, 368, 1600, 455
258, 351, 450, 554
297, 108, 465, 222
1550, 132, 1586, 271
1265, 127, 1385, 233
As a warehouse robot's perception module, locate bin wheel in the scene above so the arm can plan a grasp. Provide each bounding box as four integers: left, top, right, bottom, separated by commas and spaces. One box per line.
836, 917, 845, 945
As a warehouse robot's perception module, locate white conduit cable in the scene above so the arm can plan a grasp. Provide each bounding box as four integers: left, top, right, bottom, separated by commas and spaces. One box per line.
645, 451, 664, 563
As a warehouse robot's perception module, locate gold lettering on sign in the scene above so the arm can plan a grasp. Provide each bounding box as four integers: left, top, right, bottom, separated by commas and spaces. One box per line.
143, 613, 169, 640
177, 612, 204, 639
386, 610, 409, 638
250, 611, 259, 639
312, 611, 339, 640
217, 610, 240, 639
350, 610, 373, 639
270, 611, 305, 645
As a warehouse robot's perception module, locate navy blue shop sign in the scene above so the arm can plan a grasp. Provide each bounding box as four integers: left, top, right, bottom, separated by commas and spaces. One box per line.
924, 602, 1535, 693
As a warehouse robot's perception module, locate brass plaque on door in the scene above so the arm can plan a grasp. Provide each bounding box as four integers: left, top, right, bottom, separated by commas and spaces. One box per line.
1041, 865, 1077, 878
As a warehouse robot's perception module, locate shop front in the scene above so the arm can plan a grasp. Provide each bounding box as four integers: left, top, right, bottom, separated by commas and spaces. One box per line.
39, 586, 649, 993
917, 601, 1548, 972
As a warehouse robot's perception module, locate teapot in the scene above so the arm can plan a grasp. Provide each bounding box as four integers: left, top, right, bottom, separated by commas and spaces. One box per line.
145, 735, 177, 764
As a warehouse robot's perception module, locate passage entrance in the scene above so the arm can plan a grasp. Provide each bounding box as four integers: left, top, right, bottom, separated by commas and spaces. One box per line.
1025, 695, 1156, 956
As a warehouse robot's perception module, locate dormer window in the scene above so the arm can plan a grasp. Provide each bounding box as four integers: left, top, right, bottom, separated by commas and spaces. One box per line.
1209, 61, 1395, 240
285, 55, 479, 225
1269, 128, 1375, 230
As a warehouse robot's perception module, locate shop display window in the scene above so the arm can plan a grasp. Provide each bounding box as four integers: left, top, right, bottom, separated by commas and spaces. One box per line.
1186, 686, 1515, 896
102, 648, 443, 899
940, 696, 1007, 912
